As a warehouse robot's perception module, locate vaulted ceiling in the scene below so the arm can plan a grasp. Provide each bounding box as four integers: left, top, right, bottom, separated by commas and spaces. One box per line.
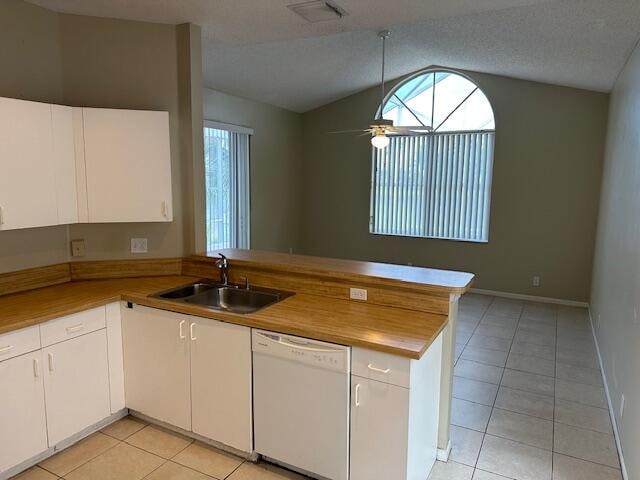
26, 0, 640, 112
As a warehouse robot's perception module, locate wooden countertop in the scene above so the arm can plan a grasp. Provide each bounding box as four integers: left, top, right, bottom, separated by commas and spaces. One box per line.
198, 249, 474, 295
0, 276, 447, 359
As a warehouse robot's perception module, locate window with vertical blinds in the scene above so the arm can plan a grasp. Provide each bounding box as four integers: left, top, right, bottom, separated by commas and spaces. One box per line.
370, 69, 495, 242
203, 121, 251, 251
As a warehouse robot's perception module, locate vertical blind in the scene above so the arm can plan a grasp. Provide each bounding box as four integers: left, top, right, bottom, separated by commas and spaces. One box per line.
204, 126, 250, 251
370, 131, 495, 242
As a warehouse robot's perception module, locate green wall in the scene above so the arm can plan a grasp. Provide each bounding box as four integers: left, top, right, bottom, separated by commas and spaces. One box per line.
299, 69, 609, 302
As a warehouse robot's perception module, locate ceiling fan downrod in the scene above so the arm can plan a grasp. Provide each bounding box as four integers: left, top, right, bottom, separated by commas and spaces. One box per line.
378, 30, 391, 121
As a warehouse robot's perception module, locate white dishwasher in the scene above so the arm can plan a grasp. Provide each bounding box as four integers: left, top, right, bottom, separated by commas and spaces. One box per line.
252, 329, 350, 480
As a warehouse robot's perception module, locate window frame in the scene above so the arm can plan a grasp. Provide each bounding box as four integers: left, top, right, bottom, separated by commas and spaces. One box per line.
369, 67, 496, 243
203, 119, 252, 251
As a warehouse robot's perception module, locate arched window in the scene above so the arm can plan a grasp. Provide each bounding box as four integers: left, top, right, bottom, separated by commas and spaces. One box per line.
370, 69, 495, 242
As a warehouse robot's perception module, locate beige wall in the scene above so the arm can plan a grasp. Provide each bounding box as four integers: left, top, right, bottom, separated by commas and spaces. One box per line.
0, 1, 203, 272
203, 88, 303, 253
299, 69, 608, 301
59, 14, 195, 262
590, 43, 640, 479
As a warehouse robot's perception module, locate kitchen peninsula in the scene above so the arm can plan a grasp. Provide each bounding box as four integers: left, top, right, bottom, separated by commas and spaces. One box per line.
0, 250, 473, 480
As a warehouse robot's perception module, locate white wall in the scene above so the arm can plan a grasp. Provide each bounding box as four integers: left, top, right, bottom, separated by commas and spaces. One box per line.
591, 41, 640, 479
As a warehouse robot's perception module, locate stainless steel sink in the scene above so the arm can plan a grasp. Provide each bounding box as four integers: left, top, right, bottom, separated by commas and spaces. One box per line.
152, 281, 294, 314
155, 282, 217, 299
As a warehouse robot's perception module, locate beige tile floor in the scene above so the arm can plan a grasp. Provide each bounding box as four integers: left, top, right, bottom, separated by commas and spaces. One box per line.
431, 294, 622, 480
11, 294, 621, 480
13, 417, 305, 480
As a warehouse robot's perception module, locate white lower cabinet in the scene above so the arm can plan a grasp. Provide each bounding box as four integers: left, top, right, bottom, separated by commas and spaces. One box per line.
350, 378, 410, 480
122, 305, 192, 431
190, 318, 252, 452
122, 305, 252, 452
43, 329, 111, 446
0, 351, 48, 472
350, 333, 443, 480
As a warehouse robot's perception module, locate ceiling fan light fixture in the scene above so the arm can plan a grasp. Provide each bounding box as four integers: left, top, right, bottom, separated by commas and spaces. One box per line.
371, 132, 390, 150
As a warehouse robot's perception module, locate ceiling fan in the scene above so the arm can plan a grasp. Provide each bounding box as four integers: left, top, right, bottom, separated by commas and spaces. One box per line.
330, 30, 433, 150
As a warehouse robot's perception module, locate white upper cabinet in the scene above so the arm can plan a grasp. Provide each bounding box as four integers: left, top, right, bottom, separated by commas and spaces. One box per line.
0, 98, 58, 230
51, 105, 80, 225
0, 97, 173, 230
81, 108, 173, 223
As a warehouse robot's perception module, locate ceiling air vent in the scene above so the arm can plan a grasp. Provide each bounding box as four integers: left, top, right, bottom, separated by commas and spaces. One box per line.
287, 1, 347, 23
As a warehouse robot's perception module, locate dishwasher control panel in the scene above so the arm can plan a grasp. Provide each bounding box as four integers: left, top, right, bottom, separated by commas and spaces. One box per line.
252, 330, 350, 373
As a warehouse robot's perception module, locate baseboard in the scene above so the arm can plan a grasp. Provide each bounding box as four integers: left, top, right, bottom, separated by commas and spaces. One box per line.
436, 441, 451, 462
469, 288, 589, 308
588, 309, 628, 480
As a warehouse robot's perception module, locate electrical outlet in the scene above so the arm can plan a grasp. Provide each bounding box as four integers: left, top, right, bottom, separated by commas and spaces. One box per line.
70, 239, 86, 257
350, 288, 368, 301
620, 394, 625, 418
532, 275, 541, 287
130, 238, 148, 254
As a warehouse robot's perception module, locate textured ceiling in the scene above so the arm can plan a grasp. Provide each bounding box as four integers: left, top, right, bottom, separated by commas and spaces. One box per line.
26, 0, 640, 112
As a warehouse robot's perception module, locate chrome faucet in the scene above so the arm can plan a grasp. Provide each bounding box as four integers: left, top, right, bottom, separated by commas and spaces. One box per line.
215, 253, 229, 285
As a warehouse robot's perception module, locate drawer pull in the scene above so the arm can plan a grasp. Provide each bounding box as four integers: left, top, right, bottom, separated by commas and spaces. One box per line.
367, 363, 391, 374
66, 323, 85, 334
0, 345, 14, 355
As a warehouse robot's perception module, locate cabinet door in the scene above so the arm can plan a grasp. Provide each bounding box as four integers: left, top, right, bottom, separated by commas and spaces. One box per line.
350, 377, 410, 480
51, 104, 79, 225
43, 330, 111, 446
0, 98, 58, 230
122, 305, 191, 431
0, 351, 48, 473
82, 107, 173, 223
190, 319, 252, 452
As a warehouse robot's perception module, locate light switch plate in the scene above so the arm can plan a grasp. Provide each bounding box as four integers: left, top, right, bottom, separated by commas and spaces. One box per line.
131, 238, 148, 254
70, 239, 86, 257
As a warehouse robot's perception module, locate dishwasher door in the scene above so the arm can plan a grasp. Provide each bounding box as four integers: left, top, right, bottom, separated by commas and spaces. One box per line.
252, 330, 350, 480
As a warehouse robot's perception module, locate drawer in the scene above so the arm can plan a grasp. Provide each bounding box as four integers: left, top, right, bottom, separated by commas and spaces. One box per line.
40, 306, 106, 347
352, 348, 411, 388
0, 325, 41, 362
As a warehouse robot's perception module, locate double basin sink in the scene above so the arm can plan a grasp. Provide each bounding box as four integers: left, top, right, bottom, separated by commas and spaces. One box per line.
152, 281, 294, 314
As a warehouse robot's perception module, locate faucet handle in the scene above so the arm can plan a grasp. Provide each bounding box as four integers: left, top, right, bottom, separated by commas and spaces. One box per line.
240, 276, 249, 290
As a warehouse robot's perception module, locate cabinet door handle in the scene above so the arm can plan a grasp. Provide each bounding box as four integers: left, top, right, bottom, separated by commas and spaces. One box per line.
355, 383, 361, 407
0, 344, 14, 355
48, 353, 54, 372
179, 320, 186, 339
161, 201, 169, 218
190, 322, 197, 341
0, 206, 4, 225
66, 323, 85, 334
367, 363, 391, 374
33, 358, 40, 378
